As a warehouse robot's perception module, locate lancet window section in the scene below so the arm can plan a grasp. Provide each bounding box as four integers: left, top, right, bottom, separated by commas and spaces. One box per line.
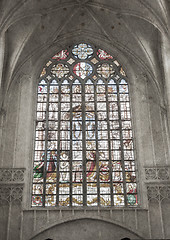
32, 43, 137, 207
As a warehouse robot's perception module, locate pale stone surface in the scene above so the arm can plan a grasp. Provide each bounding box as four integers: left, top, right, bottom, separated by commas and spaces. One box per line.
0, 0, 170, 239
31, 218, 143, 240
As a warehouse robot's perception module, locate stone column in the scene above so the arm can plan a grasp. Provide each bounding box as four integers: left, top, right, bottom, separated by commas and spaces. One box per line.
161, 34, 170, 162
0, 168, 25, 240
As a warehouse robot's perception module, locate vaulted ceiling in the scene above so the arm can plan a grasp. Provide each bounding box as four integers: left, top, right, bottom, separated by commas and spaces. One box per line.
0, 0, 170, 104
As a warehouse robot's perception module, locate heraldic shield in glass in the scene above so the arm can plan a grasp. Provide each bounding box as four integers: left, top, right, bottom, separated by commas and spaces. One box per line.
32, 43, 137, 207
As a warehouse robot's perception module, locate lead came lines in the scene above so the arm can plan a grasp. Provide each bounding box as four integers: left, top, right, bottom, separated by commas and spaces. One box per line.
32, 43, 137, 207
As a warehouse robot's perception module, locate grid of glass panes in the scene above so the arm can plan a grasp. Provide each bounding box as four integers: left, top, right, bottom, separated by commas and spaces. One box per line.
119, 80, 137, 206
72, 80, 83, 206
32, 80, 59, 207
59, 80, 71, 206
32, 43, 137, 207
46, 80, 58, 206
97, 80, 111, 206
85, 80, 98, 206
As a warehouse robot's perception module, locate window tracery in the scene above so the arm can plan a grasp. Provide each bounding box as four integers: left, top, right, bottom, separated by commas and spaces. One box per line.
32, 43, 137, 207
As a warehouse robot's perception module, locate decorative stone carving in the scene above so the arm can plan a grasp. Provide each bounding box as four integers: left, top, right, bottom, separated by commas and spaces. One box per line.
13, 169, 24, 181
145, 168, 157, 180
0, 169, 24, 204
145, 167, 169, 180
147, 186, 159, 200
159, 186, 170, 199
0, 170, 12, 182
0, 168, 25, 182
0, 108, 6, 117
147, 185, 170, 201
0, 186, 11, 202
157, 168, 169, 180
11, 186, 23, 201
0, 185, 23, 203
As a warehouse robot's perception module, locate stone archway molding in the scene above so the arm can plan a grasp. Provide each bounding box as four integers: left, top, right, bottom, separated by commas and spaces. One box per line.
30, 215, 144, 240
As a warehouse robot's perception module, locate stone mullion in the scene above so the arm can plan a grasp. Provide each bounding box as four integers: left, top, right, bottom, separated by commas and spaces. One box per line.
105, 81, 114, 206
82, 83, 87, 206
94, 82, 100, 206
56, 83, 61, 206
69, 82, 73, 206
42, 80, 50, 207
117, 83, 127, 206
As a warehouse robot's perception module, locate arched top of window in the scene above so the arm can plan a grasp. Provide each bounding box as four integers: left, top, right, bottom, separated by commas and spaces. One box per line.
40, 43, 126, 81
32, 43, 137, 208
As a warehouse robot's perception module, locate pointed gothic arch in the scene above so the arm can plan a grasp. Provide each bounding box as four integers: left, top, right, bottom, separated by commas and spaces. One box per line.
32, 43, 137, 207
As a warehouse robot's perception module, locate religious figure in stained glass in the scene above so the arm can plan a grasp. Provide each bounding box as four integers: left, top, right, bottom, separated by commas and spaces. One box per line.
32, 43, 137, 207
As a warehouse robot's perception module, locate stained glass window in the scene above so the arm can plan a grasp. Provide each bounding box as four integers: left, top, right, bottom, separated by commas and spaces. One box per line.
32, 43, 137, 207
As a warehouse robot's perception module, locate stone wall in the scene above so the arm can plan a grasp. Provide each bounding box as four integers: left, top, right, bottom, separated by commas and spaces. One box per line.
0, 1, 170, 239
0, 166, 170, 239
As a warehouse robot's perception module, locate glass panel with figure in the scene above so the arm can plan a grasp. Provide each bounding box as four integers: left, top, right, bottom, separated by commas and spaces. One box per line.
32, 43, 137, 207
